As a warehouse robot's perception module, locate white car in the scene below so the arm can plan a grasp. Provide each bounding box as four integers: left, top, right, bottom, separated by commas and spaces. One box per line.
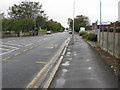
46, 31, 51, 34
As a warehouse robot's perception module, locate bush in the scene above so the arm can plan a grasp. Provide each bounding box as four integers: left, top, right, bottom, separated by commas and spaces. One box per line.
87, 33, 97, 41
82, 32, 88, 39
39, 29, 47, 32
79, 32, 87, 36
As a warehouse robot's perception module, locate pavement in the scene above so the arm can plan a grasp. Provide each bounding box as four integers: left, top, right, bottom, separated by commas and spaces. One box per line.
2, 32, 70, 88
50, 35, 118, 89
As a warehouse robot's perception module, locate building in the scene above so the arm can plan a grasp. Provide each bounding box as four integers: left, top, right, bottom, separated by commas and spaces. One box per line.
118, 1, 120, 21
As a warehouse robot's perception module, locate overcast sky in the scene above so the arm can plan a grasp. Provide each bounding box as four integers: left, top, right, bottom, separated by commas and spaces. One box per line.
0, 0, 119, 27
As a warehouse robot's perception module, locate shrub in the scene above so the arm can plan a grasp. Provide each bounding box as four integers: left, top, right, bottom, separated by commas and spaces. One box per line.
79, 32, 87, 36
39, 29, 47, 32
87, 33, 97, 41
82, 32, 88, 39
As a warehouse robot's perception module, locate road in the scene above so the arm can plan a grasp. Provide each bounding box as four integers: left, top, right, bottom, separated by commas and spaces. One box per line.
2, 32, 70, 88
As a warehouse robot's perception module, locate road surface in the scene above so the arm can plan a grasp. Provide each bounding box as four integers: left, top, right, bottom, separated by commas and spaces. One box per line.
2, 32, 70, 88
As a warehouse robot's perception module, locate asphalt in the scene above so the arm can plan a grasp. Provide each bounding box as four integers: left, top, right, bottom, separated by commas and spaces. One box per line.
50, 35, 118, 89
2, 32, 70, 88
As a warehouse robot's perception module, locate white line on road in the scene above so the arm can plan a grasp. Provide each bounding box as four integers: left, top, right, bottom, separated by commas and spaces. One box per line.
0, 48, 9, 51
3, 43, 23, 47
0, 45, 19, 49
25, 43, 33, 47
0, 49, 16, 55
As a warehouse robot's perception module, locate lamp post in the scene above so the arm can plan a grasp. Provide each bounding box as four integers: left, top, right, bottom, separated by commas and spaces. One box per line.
34, 15, 37, 36
72, 0, 75, 44
99, 0, 102, 45
100, 0, 102, 26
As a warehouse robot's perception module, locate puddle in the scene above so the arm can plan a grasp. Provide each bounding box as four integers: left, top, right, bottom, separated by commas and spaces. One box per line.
72, 52, 77, 56
73, 52, 77, 54
86, 59, 90, 61
67, 49, 71, 51
56, 77, 66, 88
88, 67, 92, 70
55, 69, 68, 88
62, 61, 70, 66
63, 69, 68, 73
67, 52, 71, 55
66, 54, 70, 57
73, 53, 77, 56
67, 58, 72, 61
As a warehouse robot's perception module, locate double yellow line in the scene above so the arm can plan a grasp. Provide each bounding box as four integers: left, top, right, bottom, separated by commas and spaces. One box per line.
25, 61, 50, 89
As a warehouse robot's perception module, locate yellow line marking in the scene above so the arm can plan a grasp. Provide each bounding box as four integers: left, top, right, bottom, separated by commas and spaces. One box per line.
15, 52, 21, 56
23, 49, 29, 52
25, 62, 50, 89
2, 57, 10, 61
35, 62, 47, 64
47, 46, 54, 49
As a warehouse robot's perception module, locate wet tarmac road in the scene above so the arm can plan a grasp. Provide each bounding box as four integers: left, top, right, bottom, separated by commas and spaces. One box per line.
2, 32, 70, 88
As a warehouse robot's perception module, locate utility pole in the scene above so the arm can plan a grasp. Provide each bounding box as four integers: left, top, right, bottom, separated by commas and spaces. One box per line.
34, 16, 37, 36
99, 0, 102, 45
72, 0, 75, 45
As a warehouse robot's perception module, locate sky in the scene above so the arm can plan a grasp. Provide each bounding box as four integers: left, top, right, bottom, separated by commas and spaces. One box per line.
0, 0, 119, 27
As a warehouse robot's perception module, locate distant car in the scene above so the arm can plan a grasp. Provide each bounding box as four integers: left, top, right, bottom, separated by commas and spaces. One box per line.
46, 31, 51, 34
69, 31, 72, 34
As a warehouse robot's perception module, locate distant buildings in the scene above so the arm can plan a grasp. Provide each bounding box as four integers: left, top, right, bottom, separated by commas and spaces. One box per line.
118, 1, 120, 21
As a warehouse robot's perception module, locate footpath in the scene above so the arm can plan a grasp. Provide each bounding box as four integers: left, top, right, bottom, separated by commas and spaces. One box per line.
49, 35, 118, 89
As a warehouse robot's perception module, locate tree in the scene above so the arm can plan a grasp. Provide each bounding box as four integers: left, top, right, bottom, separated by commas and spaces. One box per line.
46, 19, 64, 32
2, 18, 13, 32
12, 18, 34, 36
8, 1, 44, 19
36, 15, 48, 29
68, 15, 90, 32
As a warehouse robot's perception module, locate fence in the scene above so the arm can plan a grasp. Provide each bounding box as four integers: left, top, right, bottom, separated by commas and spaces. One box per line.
98, 22, 120, 59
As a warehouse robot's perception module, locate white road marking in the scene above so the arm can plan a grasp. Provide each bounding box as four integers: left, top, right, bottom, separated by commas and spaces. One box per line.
0, 49, 16, 55
0, 45, 19, 49
0, 48, 9, 51
3, 43, 23, 47
25, 43, 33, 47
0, 44, 19, 55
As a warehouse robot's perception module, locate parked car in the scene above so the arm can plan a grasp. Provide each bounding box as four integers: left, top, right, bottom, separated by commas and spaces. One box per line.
46, 31, 51, 34
69, 31, 72, 34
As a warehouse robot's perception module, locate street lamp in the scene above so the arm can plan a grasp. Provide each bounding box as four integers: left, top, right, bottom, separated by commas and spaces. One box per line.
72, 0, 75, 44
99, 0, 102, 45
100, 0, 102, 26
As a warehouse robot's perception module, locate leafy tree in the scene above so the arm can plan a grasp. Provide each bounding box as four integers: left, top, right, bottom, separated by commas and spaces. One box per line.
36, 16, 48, 29
12, 18, 34, 36
8, 1, 44, 19
68, 15, 90, 32
2, 19, 13, 32
46, 19, 64, 32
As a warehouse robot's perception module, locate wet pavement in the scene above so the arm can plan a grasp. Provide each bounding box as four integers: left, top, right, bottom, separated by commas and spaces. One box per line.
50, 35, 118, 89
